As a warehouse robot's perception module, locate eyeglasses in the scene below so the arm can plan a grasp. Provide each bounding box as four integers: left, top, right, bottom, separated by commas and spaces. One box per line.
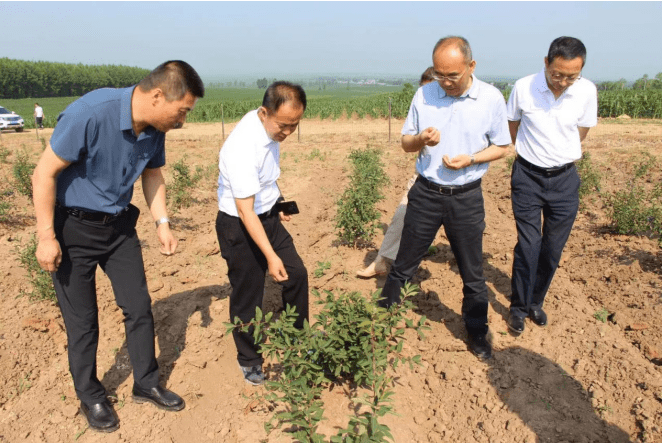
431, 67, 468, 83
549, 72, 582, 84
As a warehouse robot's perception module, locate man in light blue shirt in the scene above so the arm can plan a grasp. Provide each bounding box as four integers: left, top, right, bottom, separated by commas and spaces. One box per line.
380, 36, 511, 360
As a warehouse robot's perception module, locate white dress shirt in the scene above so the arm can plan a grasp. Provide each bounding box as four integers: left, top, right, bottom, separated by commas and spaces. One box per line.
507, 69, 598, 168
217, 110, 281, 217
402, 76, 511, 186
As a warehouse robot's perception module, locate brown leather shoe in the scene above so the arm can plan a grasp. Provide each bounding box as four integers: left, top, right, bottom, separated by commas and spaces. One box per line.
132, 385, 185, 411
80, 400, 119, 432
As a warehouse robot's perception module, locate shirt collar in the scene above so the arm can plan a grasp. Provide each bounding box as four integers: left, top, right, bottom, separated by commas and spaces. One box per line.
437, 74, 480, 100
120, 86, 136, 132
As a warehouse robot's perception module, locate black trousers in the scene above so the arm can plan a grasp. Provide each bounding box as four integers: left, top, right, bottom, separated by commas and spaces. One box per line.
52, 205, 159, 406
381, 178, 489, 335
216, 210, 309, 367
510, 159, 580, 317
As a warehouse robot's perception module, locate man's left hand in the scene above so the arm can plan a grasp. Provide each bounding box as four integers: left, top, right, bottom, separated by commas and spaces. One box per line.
443, 154, 472, 170
279, 212, 291, 222
157, 224, 178, 255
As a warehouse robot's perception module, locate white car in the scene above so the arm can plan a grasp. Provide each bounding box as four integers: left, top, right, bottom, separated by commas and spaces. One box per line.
0, 106, 25, 132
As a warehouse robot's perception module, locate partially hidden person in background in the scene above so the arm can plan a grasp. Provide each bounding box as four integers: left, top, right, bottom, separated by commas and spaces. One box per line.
356, 66, 437, 278
215, 81, 309, 386
379, 36, 512, 360
506, 36, 597, 335
31, 61, 204, 432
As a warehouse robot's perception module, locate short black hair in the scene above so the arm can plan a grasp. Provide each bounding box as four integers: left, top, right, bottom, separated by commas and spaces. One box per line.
547, 36, 587, 67
432, 36, 472, 64
262, 81, 307, 113
138, 60, 205, 100
420, 67, 436, 86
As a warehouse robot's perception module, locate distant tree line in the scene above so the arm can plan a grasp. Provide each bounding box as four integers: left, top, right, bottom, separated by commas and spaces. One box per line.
0, 58, 150, 99
597, 73, 662, 91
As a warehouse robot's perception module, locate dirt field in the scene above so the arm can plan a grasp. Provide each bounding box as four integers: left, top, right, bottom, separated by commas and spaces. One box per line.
0, 117, 661, 443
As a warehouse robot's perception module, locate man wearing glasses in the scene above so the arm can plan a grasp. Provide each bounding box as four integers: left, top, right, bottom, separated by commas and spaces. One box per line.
380, 36, 511, 360
506, 36, 598, 335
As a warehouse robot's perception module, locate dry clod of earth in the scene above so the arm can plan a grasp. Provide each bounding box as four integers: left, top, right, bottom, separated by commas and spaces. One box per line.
0, 119, 661, 442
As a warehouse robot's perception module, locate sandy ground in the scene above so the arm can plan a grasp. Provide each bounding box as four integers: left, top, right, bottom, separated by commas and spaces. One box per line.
0, 117, 661, 442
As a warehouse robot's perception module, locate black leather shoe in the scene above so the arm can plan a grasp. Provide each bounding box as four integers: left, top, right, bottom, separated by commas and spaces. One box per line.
468, 332, 492, 360
132, 385, 185, 411
80, 400, 119, 433
507, 314, 525, 335
529, 308, 548, 326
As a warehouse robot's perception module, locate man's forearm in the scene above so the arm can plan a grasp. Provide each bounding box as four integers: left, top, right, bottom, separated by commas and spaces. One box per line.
32, 170, 57, 241
142, 168, 169, 220
238, 210, 278, 261
401, 134, 426, 153
474, 144, 511, 164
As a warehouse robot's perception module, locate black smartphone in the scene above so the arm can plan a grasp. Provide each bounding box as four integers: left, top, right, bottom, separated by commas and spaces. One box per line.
274, 200, 300, 215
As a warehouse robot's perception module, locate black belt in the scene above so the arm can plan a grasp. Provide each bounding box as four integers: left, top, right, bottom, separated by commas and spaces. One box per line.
416, 175, 481, 196
516, 156, 575, 177
257, 205, 279, 220
57, 203, 129, 224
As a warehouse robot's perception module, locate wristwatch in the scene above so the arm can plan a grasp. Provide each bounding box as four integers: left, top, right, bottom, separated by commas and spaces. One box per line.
155, 217, 170, 228
470, 154, 476, 165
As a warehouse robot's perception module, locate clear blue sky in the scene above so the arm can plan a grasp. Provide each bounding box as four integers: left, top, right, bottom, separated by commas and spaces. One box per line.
2, 1, 660, 82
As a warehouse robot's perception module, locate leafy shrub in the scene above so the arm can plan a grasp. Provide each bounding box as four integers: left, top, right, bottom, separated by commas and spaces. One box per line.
576, 151, 601, 208
226, 283, 427, 442
606, 155, 662, 243
0, 145, 10, 163
335, 147, 389, 246
168, 157, 201, 212
16, 235, 57, 302
0, 188, 11, 222
12, 148, 36, 198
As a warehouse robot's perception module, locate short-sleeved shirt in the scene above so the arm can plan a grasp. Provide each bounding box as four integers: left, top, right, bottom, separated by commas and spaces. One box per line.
217, 110, 281, 217
51, 86, 166, 214
402, 75, 511, 186
507, 69, 598, 168
34, 106, 44, 118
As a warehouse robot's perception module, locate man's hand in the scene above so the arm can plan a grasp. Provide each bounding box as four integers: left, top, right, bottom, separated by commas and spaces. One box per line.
279, 212, 291, 222
419, 127, 440, 147
443, 154, 472, 170
267, 255, 288, 282
36, 237, 62, 273
157, 224, 178, 256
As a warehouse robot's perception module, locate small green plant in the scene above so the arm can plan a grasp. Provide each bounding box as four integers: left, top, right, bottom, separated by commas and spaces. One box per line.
40, 137, 47, 151
606, 156, 661, 242
307, 148, 326, 161
427, 245, 439, 256
0, 145, 10, 163
74, 426, 88, 441
313, 260, 331, 278
593, 307, 609, 323
168, 157, 201, 212
18, 373, 32, 394
12, 147, 36, 198
0, 187, 12, 222
335, 147, 390, 246
505, 155, 515, 171
226, 283, 428, 442
16, 235, 57, 302
576, 151, 601, 208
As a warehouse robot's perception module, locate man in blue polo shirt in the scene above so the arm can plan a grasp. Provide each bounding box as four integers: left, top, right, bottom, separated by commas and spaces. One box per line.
506, 37, 598, 335
380, 36, 511, 360
31, 61, 204, 432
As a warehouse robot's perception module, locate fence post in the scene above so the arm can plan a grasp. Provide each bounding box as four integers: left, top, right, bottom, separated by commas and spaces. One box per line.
388, 97, 392, 143
221, 103, 225, 141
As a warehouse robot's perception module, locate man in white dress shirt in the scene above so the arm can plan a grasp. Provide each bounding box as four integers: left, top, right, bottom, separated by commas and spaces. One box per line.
380, 36, 511, 360
506, 36, 598, 335
216, 81, 308, 385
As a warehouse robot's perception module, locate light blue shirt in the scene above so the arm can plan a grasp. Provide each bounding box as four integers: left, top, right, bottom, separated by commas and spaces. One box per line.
402, 76, 511, 186
51, 86, 166, 214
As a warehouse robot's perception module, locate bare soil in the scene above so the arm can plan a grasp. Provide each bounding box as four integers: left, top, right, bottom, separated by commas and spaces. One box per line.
0, 118, 661, 442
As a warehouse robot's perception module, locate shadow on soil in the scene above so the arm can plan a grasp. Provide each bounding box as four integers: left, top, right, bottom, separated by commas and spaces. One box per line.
101, 284, 231, 395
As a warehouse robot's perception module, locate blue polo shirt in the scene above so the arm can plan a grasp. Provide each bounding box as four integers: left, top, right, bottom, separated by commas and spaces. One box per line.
402, 75, 511, 186
51, 86, 166, 214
